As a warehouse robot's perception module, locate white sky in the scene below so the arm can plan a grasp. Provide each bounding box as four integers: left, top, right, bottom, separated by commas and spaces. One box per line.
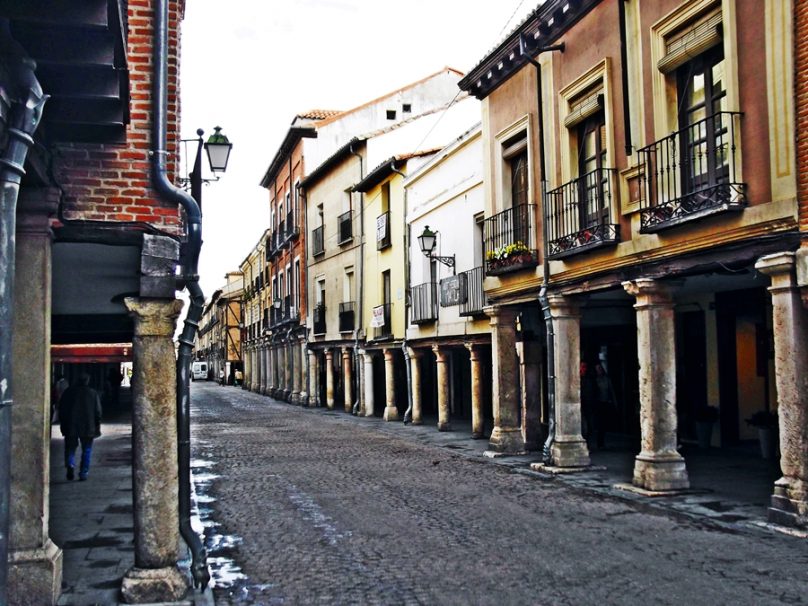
180, 0, 538, 297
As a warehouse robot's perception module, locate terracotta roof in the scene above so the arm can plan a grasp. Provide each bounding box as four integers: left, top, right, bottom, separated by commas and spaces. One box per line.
296, 109, 343, 120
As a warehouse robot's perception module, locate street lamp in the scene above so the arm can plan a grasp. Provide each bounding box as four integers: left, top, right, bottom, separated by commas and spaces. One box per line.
417, 225, 455, 274
184, 126, 233, 208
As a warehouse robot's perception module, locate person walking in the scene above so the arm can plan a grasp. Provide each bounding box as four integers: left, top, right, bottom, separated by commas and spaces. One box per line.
59, 373, 102, 481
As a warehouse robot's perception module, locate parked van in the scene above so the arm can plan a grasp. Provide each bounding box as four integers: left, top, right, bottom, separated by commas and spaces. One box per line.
192, 362, 207, 381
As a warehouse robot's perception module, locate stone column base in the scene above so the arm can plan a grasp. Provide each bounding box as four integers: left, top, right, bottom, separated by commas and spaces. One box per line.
769, 478, 808, 528
121, 566, 187, 604
291, 391, 300, 405
383, 406, 399, 421
412, 419, 423, 426
552, 436, 590, 468
487, 426, 524, 454
633, 452, 689, 492
8, 538, 62, 605
438, 421, 451, 432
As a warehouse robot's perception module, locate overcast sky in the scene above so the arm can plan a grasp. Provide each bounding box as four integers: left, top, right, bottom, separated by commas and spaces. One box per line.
180, 0, 538, 297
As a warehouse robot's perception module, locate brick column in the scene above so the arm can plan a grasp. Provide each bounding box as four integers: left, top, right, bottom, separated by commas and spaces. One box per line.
325, 348, 335, 409
433, 345, 450, 431
122, 299, 186, 602
342, 347, 353, 413
8, 194, 62, 605
383, 349, 399, 421
623, 279, 689, 492
756, 252, 808, 527
548, 295, 589, 467
466, 343, 484, 439
408, 348, 423, 425
487, 306, 523, 454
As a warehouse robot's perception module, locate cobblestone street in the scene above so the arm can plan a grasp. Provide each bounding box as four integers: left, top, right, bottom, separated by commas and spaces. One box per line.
190, 383, 808, 605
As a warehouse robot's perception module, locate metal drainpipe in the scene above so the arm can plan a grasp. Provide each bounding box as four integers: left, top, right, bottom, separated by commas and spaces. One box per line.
0, 20, 47, 602
299, 184, 310, 405
151, 0, 209, 589
520, 37, 564, 465
349, 142, 364, 414
389, 161, 414, 424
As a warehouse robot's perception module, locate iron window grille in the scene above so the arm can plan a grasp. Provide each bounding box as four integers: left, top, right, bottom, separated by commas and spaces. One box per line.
338, 301, 355, 332
313, 303, 326, 335
410, 282, 438, 324
458, 266, 487, 317
312, 225, 325, 256
376, 211, 391, 250
338, 210, 353, 244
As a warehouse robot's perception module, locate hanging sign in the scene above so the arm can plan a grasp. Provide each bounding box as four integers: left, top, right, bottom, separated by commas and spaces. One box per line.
371, 305, 386, 327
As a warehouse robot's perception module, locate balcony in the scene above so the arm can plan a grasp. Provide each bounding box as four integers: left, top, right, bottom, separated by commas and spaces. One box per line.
339, 301, 355, 333
410, 282, 437, 324
484, 203, 538, 276
372, 303, 392, 340
277, 218, 286, 244
312, 303, 326, 336
637, 111, 745, 233
286, 210, 299, 240
376, 210, 391, 250
284, 294, 298, 322
338, 210, 353, 244
312, 225, 325, 256
546, 168, 620, 260
458, 266, 487, 317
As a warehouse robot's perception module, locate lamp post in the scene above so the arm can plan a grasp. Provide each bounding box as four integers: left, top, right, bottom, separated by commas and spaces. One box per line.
417, 225, 455, 274
186, 126, 233, 209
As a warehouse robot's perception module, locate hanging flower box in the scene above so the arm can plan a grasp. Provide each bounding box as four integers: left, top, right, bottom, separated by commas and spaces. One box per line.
485, 241, 538, 275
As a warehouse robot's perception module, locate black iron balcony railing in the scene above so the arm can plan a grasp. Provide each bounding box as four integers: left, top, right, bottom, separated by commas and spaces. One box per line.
637, 111, 745, 233
312, 225, 325, 256
284, 294, 298, 321
411, 282, 438, 324
286, 209, 299, 240
484, 203, 538, 276
546, 168, 620, 259
376, 210, 391, 250
277, 218, 286, 243
312, 303, 326, 335
459, 266, 487, 317
372, 302, 392, 340
338, 210, 353, 244
339, 301, 355, 333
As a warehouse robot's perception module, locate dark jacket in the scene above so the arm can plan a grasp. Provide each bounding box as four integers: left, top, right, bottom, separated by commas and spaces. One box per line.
59, 385, 102, 438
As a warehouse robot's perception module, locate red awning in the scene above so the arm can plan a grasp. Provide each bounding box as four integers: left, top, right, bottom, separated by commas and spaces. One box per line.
51, 343, 132, 363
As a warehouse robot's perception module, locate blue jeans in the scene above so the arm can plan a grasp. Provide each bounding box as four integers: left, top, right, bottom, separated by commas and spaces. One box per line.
65, 436, 94, 479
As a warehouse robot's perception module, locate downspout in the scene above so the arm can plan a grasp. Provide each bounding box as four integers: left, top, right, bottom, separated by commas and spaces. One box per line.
520, 35, 564, 465
349, 142, 364, 414
390, 161, 414, 424
618, 0, 633, 156
0, 20, 47, 602
300, 184, 310, 405
151, 0, 209, 589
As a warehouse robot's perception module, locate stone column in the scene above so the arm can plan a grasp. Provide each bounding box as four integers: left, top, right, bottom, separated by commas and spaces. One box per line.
521, 339, 542, 451
408, 348, 423, 425
325, 348, 335, 409
383, 348, 399, 421
283, 342, 292, 400
363, 351, 375, 417
623, 279, 689, 492
433, 345, 450, 431
298, 338, 308, 406
307, 349, 319, 407
342, 347, 354, 413
291, 337, 302, 404
487, 306, 523, 453
122, 299, 186, 602
243, 346, 251, 390
466, 343, 484, 439
265, 344, 273, 395
547, 295, 589, 467
269, 344, 277, 397
8, 195, 62, 605
258, 344, 267, 394
757, 252, 808, 527
252, 346, 259, 392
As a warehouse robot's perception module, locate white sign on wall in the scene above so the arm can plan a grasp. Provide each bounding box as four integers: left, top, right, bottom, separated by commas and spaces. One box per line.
371, 305, 386, 328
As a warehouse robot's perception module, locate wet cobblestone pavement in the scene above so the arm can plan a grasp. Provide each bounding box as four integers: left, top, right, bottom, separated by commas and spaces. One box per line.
190, 383, 808, 605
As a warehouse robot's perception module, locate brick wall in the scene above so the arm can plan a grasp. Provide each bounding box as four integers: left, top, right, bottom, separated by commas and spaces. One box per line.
53, 0, 185, 235
798, 0, 808, 235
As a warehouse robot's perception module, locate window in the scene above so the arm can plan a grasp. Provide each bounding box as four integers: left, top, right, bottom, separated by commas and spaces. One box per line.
386, 110, 396, 120
503, 134, 529, 209
402, 103, 412, 113
676, 46, 728, 195
576, 111, 609, 227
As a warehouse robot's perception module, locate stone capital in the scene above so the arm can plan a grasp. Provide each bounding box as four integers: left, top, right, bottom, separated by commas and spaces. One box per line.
622, 278, 679, 308
484, 305, 517, 326
324, 348, 333, 360
756, 251, 797, 293
383, 348, 395, 362
341, 346, 352, 359
432, 344, 447, 362
546, 293, 580, 318
125, 298, 184, 337
407, 347, 423, 359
